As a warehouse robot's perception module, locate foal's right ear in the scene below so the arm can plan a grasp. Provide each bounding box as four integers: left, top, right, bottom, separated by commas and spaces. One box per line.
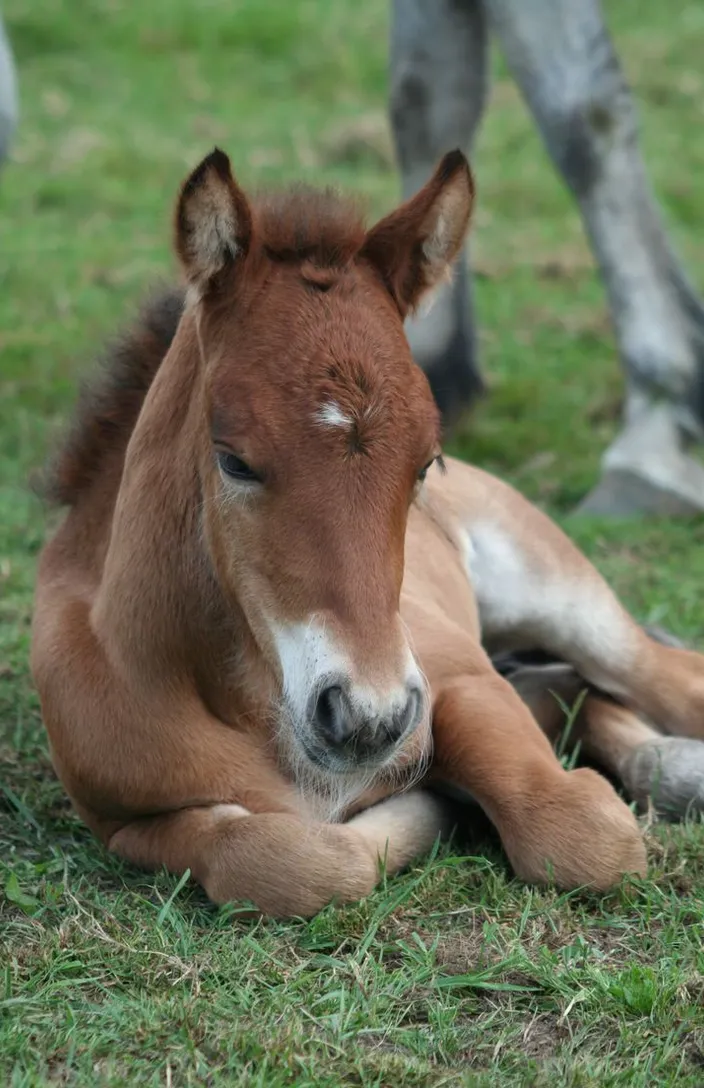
361, 151, 474, 317
174, 148, 253, 295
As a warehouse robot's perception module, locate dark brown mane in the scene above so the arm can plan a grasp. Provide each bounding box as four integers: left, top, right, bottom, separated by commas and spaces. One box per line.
41, 287, 185, 506
42, 185, 369, 508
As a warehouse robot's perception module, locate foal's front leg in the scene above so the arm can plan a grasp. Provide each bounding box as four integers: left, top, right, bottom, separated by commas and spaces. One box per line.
428, 664, 646, 890
109, 791, 452, 918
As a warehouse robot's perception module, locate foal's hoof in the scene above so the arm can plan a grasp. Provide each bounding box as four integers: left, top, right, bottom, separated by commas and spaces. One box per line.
622, 738, 704, 818
509, 769, 646, 892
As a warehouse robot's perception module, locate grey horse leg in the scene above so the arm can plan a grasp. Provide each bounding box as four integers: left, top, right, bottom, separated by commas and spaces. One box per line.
0, 14, 18, 168
389, 0, 489, 423
485, 0, 704, 514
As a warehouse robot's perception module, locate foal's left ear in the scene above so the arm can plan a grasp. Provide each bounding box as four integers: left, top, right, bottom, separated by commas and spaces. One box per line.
175, 148, 253, 294
361, 150, 474, 317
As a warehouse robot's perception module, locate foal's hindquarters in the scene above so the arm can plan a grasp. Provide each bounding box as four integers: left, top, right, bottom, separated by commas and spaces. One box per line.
403, 458, 704, 890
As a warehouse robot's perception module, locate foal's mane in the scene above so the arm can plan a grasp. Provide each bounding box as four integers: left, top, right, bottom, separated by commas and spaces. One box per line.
44, 186, 367, 507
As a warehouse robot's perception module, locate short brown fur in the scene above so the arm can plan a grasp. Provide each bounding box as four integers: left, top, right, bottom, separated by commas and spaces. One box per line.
32, 149, 704, 918
44, 186, 371, 509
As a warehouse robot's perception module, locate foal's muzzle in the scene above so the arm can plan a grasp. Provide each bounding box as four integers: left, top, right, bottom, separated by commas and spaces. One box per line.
307, 678, 425, 766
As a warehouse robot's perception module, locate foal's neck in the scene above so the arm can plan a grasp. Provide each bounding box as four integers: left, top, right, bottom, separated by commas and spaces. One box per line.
92, 316, 263, 711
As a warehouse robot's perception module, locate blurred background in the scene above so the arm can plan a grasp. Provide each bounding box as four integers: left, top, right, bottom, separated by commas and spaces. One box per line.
2, 0, 704, 649
1, 0, 703, 497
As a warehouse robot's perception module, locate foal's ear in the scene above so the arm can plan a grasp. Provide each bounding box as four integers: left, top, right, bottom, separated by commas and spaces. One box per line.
361, 151, 474, 316
175, 148, 253, 294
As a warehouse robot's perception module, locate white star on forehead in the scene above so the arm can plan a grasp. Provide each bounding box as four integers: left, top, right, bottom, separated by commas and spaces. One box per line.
315, 401, 353, 429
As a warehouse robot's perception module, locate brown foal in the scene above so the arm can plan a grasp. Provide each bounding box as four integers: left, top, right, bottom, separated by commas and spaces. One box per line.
31, 149, 704, 917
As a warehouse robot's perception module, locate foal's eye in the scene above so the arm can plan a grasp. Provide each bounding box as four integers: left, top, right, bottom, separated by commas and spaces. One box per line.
217, 451, 261, 483
417, 459, 436, 484
417, 454, 446, 485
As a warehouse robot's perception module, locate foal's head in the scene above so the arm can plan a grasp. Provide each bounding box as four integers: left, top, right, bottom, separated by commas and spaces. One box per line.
175, 148, 473, 778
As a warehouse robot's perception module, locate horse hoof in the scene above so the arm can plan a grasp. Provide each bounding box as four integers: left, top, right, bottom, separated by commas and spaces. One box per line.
575, 467, 704, 517
622, 737, 704, 818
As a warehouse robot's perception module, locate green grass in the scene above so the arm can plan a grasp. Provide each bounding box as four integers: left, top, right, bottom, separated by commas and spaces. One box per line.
2, 1, 704, 1083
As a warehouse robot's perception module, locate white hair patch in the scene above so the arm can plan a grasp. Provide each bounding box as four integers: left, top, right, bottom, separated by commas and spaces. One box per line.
316, 401, 353, 429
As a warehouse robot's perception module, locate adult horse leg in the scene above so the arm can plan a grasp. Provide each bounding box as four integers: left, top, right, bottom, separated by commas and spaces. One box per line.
389, 0, 488, 422
0, 14, 18, 168
109, 792, 451, 918
485, 0, 704, 515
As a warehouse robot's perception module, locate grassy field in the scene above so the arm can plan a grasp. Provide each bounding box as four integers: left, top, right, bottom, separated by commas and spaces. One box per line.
2, 1, 704, 1084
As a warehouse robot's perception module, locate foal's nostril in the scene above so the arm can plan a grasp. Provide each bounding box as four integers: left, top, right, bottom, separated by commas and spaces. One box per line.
310, 680, 424, 758
313, 684, 354, 746
388, 684, 423, 742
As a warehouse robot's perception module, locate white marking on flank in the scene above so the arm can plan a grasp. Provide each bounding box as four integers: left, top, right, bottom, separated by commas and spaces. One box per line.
209, 804, 251, 821
316, 401, 353, 429
464, 519, 636, 696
